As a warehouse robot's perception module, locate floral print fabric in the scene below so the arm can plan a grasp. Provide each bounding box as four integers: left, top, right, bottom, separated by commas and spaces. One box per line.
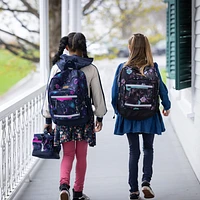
54, 114, 96, 147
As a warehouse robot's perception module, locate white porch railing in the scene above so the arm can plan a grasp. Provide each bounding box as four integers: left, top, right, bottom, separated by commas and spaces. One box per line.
0, 85, 46, 200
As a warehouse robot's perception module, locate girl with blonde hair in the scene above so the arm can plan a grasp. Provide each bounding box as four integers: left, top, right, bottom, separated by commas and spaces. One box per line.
111, 33, 171, 199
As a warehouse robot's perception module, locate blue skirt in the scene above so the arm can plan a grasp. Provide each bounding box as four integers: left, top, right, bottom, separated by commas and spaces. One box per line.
114, 111, 165, 135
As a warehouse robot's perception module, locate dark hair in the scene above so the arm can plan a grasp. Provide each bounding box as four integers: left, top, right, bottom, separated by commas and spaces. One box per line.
52, 32, 88, 65
72, 33, 88, 58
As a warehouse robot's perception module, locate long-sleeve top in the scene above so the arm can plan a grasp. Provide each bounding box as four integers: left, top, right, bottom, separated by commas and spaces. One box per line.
111, 62, 171, 135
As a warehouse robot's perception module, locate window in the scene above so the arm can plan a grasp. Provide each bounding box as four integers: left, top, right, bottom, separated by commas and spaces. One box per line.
165, 0, 192, 90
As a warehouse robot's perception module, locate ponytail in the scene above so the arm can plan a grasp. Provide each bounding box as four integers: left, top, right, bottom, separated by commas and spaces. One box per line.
82, 50, 89, 58
72, 33, 89, 58
52, 36, 68, 65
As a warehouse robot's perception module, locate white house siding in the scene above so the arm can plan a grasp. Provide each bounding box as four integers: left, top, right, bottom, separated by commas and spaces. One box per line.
194, 2, 200, 128
168, 0, 200, 181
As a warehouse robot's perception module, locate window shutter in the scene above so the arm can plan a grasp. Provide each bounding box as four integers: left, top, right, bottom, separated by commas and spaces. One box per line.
165, 0, 191, 90
165, 0, 176, 79
175, 0, 191, 90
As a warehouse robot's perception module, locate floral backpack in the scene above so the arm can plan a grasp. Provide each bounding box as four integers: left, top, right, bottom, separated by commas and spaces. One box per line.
117, 64, 159, 120
48, 60, 93, 126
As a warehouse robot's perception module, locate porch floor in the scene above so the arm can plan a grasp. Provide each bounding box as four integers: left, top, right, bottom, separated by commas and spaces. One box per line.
14, 111, 200, 200
6, 57, 200, 200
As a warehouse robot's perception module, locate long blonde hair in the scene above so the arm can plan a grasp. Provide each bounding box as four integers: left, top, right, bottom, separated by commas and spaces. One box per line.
125, 33, 154, 74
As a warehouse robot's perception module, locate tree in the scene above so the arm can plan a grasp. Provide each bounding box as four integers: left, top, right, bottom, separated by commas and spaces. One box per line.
0, 0, 104, 63
0, 0, 40, 62
82, 0, 166, 45
115, 0, 166, 39
49, 0, 61, 61
0, 0, 165, 63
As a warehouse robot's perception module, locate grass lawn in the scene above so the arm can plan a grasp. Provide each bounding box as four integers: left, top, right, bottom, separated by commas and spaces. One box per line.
0, 49, 36, 96
160, 68, 167, 84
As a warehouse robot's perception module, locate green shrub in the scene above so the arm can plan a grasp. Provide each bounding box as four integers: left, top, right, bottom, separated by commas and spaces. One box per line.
0, 49, 36, 96
160, 68, 166, 84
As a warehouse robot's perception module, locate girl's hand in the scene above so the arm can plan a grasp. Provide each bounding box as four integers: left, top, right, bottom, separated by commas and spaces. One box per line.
44, 124, 52, 133
94, 121, 103, 132
162, 109, 170, 116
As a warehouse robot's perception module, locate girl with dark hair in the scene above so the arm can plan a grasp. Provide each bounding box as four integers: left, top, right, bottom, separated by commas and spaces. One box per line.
42, 32, 107, 200
111, 33, 171, 200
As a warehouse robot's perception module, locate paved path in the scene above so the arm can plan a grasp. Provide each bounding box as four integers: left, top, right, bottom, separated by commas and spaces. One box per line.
5, 57, 200, 200
14, 112, 200, 200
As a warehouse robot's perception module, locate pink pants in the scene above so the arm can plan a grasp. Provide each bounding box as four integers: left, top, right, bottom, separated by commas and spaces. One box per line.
60, 141, 88, 192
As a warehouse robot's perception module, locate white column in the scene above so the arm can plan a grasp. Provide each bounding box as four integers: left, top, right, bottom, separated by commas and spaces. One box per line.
61, 0, 69, 37
76, 0, 82, 31
69, 0, 77, 32
39, 0, 49, 84
69, 0, 82, 32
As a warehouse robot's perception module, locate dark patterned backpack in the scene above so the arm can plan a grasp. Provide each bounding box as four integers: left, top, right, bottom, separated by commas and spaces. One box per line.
48, 60, 93, 126
32, 129, 61, 159
117, 64, 159, 120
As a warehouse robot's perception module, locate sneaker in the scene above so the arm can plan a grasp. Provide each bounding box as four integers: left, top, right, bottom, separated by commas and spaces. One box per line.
130, 192, 140, 200
141, 181, 155, 198
72, 189, 90, 200
59, 184, 70, 200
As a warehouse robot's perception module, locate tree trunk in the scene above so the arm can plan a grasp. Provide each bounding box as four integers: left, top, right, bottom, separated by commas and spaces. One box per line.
49, 0, 61, 66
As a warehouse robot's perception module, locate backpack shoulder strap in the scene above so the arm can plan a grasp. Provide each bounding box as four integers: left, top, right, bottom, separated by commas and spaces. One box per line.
117, 63, 126, 82
153, 62, 159, 71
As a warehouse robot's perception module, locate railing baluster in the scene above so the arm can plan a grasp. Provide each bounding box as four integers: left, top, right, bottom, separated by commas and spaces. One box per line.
2, 119, 6, 200
0, 85, 46, 200
0, 121, 2, 200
